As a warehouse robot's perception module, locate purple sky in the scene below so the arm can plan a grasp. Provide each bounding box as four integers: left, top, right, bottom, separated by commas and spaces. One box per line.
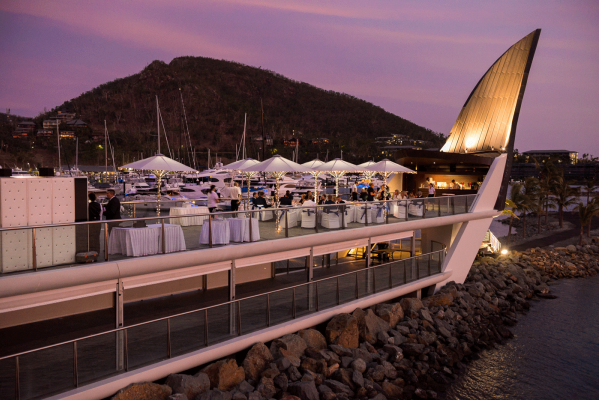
1, 0, 598, 156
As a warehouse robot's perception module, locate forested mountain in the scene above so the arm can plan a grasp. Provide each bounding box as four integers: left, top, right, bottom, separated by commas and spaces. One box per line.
7, 57, 445, 167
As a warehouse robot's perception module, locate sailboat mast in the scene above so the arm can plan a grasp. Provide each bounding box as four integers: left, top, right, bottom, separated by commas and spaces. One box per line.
243, 113, 247, 160
57, 121, 61, 173
104, 120, 107, 174
156, 95, 160, 154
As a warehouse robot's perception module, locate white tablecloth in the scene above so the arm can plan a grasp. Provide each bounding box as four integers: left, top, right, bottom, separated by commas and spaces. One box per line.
228, 218, 260, 242
108, 224, 186, 257
199, 219, 230, 245
169, 206, 209, 226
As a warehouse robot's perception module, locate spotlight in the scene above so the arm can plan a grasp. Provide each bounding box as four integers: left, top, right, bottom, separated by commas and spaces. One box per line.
501, 249, 508, 255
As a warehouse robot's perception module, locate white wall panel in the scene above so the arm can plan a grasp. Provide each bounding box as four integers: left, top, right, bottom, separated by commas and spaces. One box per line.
52, 226, 76, 265
0, 230, 32, 273
27, 178, 53, 225
52, 178, 75, 223
0, 179, 28, 227
35, 227, 54, 268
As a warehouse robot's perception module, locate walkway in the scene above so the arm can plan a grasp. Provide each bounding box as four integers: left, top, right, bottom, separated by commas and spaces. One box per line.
0, 250, 441, 400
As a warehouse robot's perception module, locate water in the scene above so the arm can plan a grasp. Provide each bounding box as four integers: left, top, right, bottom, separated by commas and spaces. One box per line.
445, 274, 599, 400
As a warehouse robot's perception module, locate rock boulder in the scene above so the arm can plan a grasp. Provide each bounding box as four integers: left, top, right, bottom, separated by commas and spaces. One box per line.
325, 313, 359, 348
298, 329, 327, 350
201, 359, 245, 391
242, 342, 273, 381
112, 382, 172, 400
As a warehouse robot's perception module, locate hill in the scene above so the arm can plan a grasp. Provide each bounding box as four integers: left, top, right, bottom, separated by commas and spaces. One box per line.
13, 57, 445, 167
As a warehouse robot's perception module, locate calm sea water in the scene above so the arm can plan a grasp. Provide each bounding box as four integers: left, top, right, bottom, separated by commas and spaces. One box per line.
444, 274, 599, 400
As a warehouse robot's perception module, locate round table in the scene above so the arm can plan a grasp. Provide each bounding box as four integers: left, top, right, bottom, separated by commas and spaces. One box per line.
199, 219, 230, 245
228, 218, 260, 242
169, 206, 209, 226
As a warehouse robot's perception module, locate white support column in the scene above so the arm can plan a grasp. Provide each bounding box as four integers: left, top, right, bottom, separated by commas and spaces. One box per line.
434, 155, 507, 292
116, 279, 124, 371
229, 260, 236, 301
229, 260, 236, 334
307, 248, 314, 282
365, 238, 372, 293
411, 234, 417, 280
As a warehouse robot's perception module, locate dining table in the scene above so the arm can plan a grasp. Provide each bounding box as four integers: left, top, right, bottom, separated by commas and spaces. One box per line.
108, 223, 186, 257
169, 206, 209, 226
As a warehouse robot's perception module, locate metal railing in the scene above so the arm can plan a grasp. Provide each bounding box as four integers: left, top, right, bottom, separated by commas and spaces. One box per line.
0, 195, 475, 275
0, 249, 445, 400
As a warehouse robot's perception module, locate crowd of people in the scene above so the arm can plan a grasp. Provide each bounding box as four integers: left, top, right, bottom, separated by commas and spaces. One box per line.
247, 181, 428, 209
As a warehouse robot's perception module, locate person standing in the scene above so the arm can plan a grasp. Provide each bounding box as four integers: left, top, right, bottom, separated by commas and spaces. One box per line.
428, 183, 436, 197
88, 192, 102, 253
367, 183, 376, 201
104, 189, 121, 235
104, 189, 121, 220
207, 185, 219, 212
230, 182, 241, 211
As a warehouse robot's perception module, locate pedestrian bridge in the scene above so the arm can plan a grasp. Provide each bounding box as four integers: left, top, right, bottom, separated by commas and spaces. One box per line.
0, 193, 504, 400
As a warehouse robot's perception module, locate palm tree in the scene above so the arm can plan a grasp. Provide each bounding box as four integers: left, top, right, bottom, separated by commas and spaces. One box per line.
507, 182, 528, 246
586, 197, 599, 238
521, 177, 540, 237
538, 173, 558, 226
582, 178, 597, 203
551, 177, 580, 228
573, 200, 599, 245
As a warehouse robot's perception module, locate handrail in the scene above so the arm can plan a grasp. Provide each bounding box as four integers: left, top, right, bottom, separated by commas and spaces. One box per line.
0, 249, 445, 362
0, 194, 478, 232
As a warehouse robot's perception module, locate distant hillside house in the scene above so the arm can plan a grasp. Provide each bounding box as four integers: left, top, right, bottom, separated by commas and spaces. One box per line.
381, 145, 422, 157
37, 129, 53, 138
55, 111, 76, 123
284, 138, 299, 147
43, 119, 59, 129
311, 138, 329, 144
90, 133, 104, 142
252, 135, 273, 146
66, 119, 87, 128
59, 131, 76, 139
12, 131, 29, 139
17, 121, 36, 132
375, 136, 394, 144
522, 150, 578, 164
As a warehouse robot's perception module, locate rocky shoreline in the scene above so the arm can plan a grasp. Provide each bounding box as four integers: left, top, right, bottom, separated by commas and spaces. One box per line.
112, 241, 599, 400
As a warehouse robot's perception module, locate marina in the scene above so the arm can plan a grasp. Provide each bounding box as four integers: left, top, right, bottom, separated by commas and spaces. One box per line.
2, 2, 597, 399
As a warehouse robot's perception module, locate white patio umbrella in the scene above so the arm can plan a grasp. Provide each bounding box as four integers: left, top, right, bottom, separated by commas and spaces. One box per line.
222, 158, 261, 201
364, 158, 416, 186
313, 158, 361, 197
240, 155, 307, 208
121, 154, 197, 215
301, 159, 325, 197
358, 160, 378, 182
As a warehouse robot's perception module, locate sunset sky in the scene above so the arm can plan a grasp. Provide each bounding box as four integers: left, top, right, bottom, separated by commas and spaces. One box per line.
1, 0, 598, 156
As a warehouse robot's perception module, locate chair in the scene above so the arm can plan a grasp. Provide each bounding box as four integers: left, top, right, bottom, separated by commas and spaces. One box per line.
301, 208, 316, 228
280, 208, 298, 229
337, 205, 351, 227
392, 202, 406, 219
370, 203, 386, 224
321, 209, 341, 229
253, 205, 273, 221
408, 201, 424, 217
357, 204, 369, 224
